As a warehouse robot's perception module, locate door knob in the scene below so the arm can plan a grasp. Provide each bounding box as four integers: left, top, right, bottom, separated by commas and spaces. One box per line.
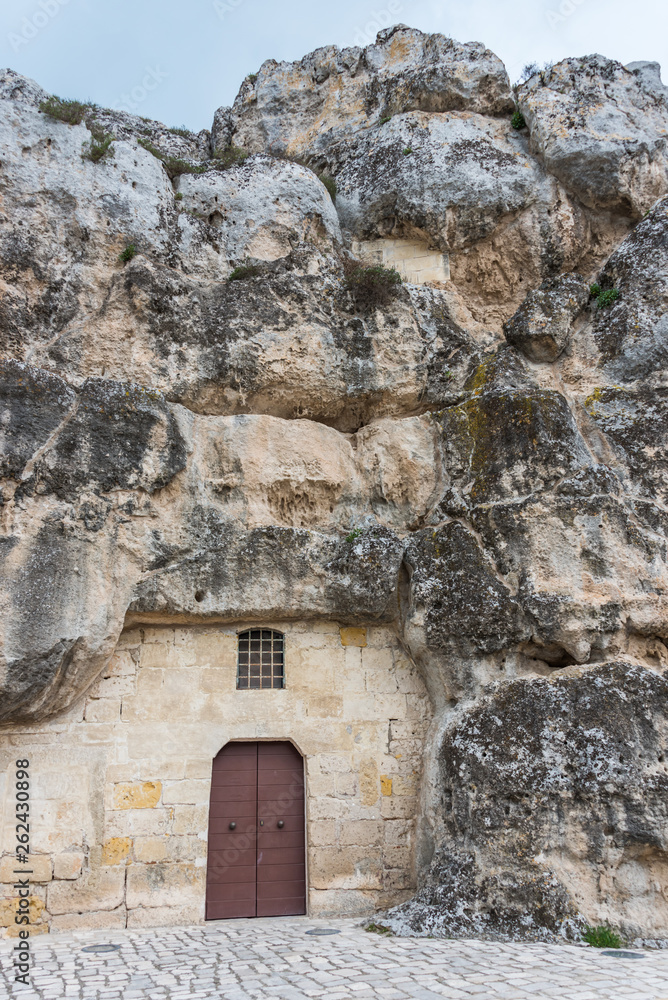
228, 821, 236, 830
277, 820, 284, 828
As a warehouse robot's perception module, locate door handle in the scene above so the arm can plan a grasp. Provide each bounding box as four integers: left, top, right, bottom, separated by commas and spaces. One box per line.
277, 820, 284, 828
229, 822, 236, 830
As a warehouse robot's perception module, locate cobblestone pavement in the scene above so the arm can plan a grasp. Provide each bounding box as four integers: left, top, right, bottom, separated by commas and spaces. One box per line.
2, 918, 668, 999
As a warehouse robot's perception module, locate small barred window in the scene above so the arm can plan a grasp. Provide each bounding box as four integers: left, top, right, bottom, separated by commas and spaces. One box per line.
237, 629, 284, 689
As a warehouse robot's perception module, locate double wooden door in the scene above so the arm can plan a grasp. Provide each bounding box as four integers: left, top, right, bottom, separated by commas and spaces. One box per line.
206, 741, 306, 919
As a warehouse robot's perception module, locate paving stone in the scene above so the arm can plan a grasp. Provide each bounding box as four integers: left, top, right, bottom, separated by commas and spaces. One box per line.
1, 920, 668, 998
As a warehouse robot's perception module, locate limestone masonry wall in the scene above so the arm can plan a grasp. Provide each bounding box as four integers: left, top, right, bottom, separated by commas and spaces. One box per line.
0, 623, 432, 934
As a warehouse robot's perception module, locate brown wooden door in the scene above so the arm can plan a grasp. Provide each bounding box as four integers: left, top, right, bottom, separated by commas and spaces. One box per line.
206, 741, 306, 919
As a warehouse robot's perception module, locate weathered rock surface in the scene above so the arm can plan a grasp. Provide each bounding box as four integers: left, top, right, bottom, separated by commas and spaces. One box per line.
175, 155, 342, 259
504, 273, 590, 361
519, 55, 668, 218
1, 29, 668, 942
385, 663, 668, 941
574, 195, 668, 385
214, 25, 515, 160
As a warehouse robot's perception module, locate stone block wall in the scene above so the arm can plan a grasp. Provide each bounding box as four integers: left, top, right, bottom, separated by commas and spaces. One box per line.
0, 622, 432, 934
351, 238, 450, 284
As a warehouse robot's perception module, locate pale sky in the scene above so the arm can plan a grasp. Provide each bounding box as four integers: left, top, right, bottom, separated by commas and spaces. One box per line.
0, 0, 666, 132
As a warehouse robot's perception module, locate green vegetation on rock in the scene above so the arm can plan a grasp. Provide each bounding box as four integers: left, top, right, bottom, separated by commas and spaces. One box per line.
582, 925, 623, 948
366, 922, 393, 935
118, 245, 137, 264
82, 122, 114, 163
344, 261, 402, 310
590, 284, 620, 309
138, 137, 207, 179
228, 263, 261, 281
319, 173, 337, 202
39, 96, 89, 125
212, 145, 249, 170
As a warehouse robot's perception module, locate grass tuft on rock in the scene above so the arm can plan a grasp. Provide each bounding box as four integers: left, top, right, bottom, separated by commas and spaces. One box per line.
39, 96, 89, 125
582, 925, 623, 948
138, 137, 207, 179
118, 245, 137, 264
228, 263, 261, 281
212, 145, 249, 170
82, 122, 114, 163
344, 260, 402, 310
366, 923, 393, 935
319, 173, 337, 202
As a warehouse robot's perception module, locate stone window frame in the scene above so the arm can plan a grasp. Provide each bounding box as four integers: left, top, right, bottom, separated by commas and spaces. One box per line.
236, 628, 285, 690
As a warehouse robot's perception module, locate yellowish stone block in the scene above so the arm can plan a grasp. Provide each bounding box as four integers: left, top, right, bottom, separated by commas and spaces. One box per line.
111, 781, 161, 810
339, 627, 367, 647
101, 838, 132, 865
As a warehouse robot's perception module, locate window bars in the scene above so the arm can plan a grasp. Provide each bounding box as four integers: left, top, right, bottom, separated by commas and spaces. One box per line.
237, 629, 285, 689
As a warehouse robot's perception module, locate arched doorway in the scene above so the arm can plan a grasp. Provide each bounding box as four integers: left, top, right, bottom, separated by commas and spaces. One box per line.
206, 741, 306, 919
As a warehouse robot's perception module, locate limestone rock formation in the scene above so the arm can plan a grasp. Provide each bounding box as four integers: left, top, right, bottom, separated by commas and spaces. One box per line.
503, 273, 590, 361
518, 56, 668, 218
213, 26, 515, 160
1, 26, 667, 943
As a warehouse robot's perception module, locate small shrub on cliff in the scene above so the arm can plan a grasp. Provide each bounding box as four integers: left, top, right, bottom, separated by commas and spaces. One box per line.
82, 122, 114, 163
511, 109, 526, 130
228, 262, 260, 281
520, 62, 540, 83
590, 284, 620, 309
118, 244, 137, 264
39, 96, 88, 125
319, 173, 337, 202
597, 288, 620, 309
344, 260, 402, 310
138, 137, 207, 179
582, 924, 623, 948
212, 145, 249, 170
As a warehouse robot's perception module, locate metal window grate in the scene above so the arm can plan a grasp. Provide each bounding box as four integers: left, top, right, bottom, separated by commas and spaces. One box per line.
237, 629, 284, 690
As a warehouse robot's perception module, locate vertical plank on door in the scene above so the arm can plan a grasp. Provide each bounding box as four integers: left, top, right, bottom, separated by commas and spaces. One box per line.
256, 741, 306, 917
206, 742, 258, 919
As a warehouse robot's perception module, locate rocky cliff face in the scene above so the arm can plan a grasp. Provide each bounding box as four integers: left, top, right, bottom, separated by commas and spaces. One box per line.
1, 25, 667, 942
